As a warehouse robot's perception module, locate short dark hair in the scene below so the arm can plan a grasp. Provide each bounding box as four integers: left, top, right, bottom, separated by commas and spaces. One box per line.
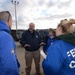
49, 28, 56, 35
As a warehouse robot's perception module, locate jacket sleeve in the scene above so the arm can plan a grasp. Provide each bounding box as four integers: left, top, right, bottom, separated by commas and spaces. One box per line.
5, 45, 19, 75
7, 40, 20, 75
37, 31, 43, 44
0, 34, 20, 75
13, 42, 20, 68
43, 36, 48, 51
20, 31, 27, 47
42, 43, 63, 75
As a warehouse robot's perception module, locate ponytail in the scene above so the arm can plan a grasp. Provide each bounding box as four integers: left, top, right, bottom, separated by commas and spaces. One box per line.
58, 19, 74, 34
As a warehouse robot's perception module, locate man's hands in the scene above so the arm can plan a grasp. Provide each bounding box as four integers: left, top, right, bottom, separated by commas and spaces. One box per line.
24, 42, 46, 48
24, 44, 31, 48
40, 42, 46, 46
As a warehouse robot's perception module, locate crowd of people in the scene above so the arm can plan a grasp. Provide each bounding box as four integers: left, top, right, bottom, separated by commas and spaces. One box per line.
0, 11, 75, 75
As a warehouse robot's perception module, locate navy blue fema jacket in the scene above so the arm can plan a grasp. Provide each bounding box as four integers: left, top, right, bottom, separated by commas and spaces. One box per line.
42, 34, 75, 75
0, 20, 20, 75
43, 35, 56, 52
20, 29, 42, 51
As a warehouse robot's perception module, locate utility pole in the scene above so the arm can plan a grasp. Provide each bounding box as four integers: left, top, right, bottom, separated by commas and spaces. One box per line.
11, 0, 19, 39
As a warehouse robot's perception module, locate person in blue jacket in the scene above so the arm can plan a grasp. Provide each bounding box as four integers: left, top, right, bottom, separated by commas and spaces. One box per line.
0, 11, 20, 75
43, 28, 56, 54
42, 19, 75, 75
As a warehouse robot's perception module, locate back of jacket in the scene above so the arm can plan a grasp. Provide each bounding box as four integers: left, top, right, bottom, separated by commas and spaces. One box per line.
0, 20, 19, 75
20, 30, 42, 51
42, 39, 75, 75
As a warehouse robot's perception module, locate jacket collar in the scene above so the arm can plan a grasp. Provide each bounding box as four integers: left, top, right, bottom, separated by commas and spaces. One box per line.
0, 20, 10, 34
57, 33, 75, 46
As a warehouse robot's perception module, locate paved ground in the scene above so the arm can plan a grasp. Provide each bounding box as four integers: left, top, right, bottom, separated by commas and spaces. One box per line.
16, 42, 44, 75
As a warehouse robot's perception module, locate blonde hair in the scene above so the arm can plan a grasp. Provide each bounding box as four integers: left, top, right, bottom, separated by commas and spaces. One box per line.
58, 19, 75, 34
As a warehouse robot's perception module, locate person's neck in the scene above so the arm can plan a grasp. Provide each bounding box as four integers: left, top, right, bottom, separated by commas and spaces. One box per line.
29, 29, 34, 33
50, 35, 54, 38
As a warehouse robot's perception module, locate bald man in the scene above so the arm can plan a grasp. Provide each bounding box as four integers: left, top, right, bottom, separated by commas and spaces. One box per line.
20, 22, 43, 75
0, 11, 20, 75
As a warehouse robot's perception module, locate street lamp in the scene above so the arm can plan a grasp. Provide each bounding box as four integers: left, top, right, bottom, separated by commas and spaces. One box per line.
11, 0, 19, 39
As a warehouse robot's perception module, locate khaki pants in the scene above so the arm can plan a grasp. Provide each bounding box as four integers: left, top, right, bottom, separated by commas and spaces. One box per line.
25, 50, 40, 75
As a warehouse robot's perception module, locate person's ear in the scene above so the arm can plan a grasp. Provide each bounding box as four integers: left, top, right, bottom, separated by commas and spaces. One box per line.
6, 21, 9, 27
6, 20, 12, 29
58, 27, 62, 32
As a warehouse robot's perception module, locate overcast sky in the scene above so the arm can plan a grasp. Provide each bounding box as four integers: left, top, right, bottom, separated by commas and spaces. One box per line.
0, 0, 75, 29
